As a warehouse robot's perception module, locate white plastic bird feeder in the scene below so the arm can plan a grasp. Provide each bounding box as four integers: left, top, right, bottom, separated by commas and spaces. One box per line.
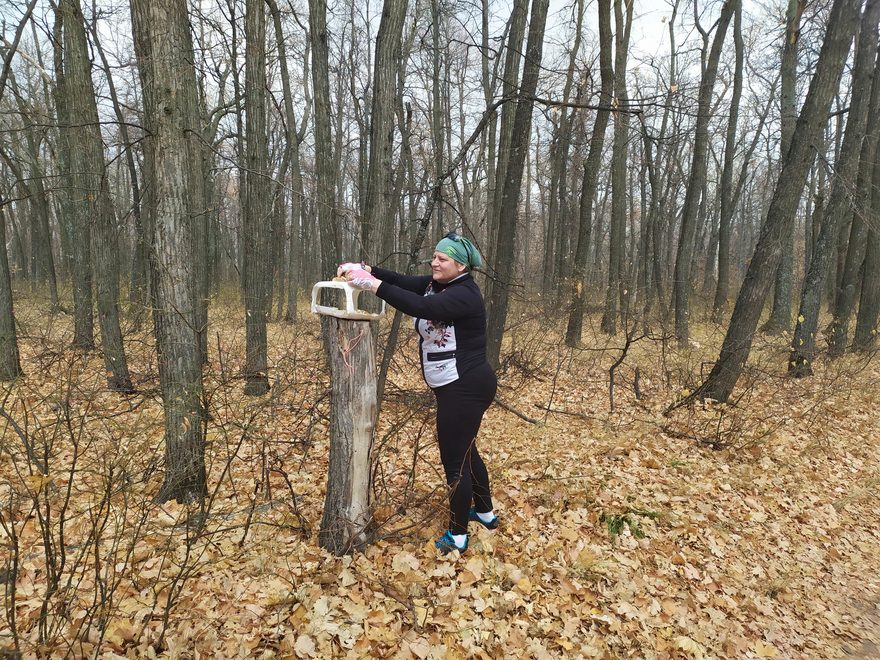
311, 280, 386, 321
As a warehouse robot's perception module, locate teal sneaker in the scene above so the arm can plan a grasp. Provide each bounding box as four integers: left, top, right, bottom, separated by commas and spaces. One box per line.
469, 507, 499, 530
435, 530, 468, 555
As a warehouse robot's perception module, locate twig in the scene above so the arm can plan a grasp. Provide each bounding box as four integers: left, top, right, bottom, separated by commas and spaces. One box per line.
493, 396, 539, 424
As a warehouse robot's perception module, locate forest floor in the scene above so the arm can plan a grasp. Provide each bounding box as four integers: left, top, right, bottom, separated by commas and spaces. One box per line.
1, 293, 879, 659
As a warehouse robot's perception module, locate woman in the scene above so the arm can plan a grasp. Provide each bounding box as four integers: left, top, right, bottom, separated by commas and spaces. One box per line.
337, 232, 498, 554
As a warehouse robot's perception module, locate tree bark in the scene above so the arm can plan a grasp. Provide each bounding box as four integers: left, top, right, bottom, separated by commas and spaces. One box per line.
764, 0, 807, 334
320, 318, 377, 555
63, 0, 134, 390
0, 205, 23, 380
600, 0, 633, 335
309, 0, 340, 273
712, 0, 743, 321
132, 0, 207, 503
565, 0, 614, 346
691, 0, 860, 403
362, 0, 407, 258
243, 0, 272, 396
485, 0, 550, 368
59, 0, 95, 350
789, 0, 880, 376
827, 44, 880, 356
672, 0, 736, 346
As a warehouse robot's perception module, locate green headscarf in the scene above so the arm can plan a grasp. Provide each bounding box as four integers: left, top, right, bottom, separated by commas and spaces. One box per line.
435, 234, 482, 269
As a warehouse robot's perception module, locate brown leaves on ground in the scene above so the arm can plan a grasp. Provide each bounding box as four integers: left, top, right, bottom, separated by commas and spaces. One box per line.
1, 299, 879, 658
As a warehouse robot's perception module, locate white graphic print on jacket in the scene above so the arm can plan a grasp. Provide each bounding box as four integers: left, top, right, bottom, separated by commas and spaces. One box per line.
416, 316, 458, 387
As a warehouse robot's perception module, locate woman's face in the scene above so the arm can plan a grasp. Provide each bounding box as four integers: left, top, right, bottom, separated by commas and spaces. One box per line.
431, 251, 467, 283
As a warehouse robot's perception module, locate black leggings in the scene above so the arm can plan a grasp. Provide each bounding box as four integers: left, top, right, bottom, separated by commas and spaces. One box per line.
434, 362, 497, 535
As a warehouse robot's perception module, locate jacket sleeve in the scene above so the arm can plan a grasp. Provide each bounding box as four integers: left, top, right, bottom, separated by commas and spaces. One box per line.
371, 266, 431, 294
376, 281, 479, 322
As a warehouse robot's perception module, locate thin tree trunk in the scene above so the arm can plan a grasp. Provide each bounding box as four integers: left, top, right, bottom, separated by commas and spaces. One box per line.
485, 0, 550, 367
789, 0, 880, 376
827, 44, 880, 356
59, 0, 94, 350
712, 0, 743, 320
133, 0, 207, 503
600, 0, 633, 335
672, 0, 736, 346
0, 205, 23, 380
243, 0, 272, 396
691, 0, 860, 403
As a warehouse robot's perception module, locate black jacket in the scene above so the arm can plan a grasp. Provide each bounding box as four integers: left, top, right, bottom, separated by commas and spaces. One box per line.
373, 267, 488, 388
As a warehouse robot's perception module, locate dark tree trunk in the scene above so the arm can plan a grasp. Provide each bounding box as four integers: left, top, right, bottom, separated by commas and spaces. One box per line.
763, 0, 807, 334
789, 0, 880, 376
600, 0, 633, 335
485, 0, 550, 367
59, 0, 95, 350
712, 0, 744, 320
132, 0, 207, 503
309, 0, 340, 273
828, 44, 880, 356
672, 0, 736, 346
0, 206, 23, 381
692, 0, 860, 403
243, 0, 272, 396
362, 0, 407, 258
61, 0, 133, 391
565, 0, 614, 347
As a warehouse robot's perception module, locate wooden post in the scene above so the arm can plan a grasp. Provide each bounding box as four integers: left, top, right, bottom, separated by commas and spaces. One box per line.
319, 316, 377, 554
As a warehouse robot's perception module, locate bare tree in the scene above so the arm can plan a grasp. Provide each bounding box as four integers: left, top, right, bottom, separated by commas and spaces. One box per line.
486, 0, 550, 368
600, 0, 634, 335
242, 0, 272, 396
565, 0, 614, 346
0, 204, 22, 380
686, 0, 861, 404
762, 0, 807, 334
789, 0, 880, 376
132, 0, 207, 503
672, 0, 737, 347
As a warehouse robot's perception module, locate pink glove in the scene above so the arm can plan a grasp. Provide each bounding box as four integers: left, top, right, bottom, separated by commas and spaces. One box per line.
336, 261, 363, 277
347, 268, 378, 291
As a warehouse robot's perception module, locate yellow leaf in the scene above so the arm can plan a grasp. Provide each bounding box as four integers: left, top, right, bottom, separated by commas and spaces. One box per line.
755, 641, 779, 657
798, 315, 805, 323
674, 635, 705, 659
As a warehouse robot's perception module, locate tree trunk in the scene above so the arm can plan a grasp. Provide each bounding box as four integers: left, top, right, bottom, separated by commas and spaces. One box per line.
319, 318, 377, 555
827, 45, 880, 356
712, 0, 743, 320
362, 0, 407, 258
132, 0, 207, 503
565, 0, 614, 346
692, 0, 860, 403
488, 0, 528, 262
60, 0, 134, 391
600, 0, 633, 335
789, 0, 880, 376
485, 0, 549, 368
672, 0, 736, 346
853, 196, 880, 351
59, 0, 95, 350
0, 206, 23, 380
243, 0, 272, 396
763, 0, 808, 334
309, 0, 340, 273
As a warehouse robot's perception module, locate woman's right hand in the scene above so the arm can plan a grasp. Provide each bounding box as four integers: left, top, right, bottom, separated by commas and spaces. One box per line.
337, 262, 364, 277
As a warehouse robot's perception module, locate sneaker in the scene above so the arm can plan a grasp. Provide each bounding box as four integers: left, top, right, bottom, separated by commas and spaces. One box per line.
435, 530, 468, 555
469, 507, 499, 530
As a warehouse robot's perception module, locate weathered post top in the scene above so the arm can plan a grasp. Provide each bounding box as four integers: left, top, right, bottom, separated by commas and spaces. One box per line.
311, 280, 386, 321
